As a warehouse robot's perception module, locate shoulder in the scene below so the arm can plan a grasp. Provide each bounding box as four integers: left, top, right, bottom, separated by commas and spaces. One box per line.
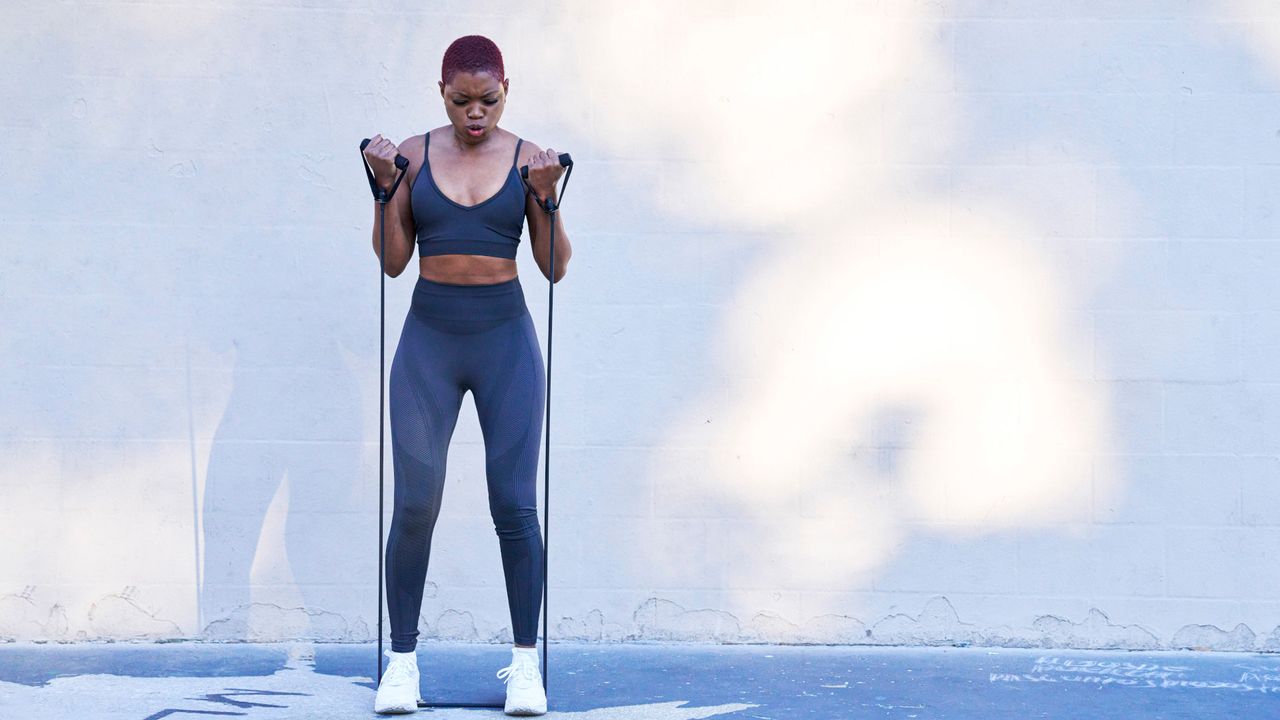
399, 132, 428, 188
400, 132, 425, 157
515, 135, 543, 166
402, 128, 446, 160
402, 131, 430, 157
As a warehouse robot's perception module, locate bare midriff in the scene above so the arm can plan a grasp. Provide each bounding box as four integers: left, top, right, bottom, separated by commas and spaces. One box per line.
419, 254, 518, 285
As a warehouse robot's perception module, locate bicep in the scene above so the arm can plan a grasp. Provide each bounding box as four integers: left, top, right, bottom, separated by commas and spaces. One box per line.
396, 191, 416, 250
517, 139, 548, 244
523, 185, 546, 245
395, 136, 422, 256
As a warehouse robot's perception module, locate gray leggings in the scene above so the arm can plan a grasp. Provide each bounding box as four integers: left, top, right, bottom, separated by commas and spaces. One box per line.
386, 274, 545, 651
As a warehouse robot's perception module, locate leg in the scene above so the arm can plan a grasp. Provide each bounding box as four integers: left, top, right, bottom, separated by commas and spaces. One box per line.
386, 313, 465, 653
471, 311, 546, 649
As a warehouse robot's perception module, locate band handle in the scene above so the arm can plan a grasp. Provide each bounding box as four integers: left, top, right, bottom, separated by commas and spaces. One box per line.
359, 137, 410, 203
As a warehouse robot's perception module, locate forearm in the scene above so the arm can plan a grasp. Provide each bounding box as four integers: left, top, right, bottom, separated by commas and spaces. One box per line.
531, 192, 572, 282
370, 188, 413, 275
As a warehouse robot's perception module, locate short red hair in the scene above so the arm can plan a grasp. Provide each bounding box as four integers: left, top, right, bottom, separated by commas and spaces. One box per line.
441, 35, 505, 87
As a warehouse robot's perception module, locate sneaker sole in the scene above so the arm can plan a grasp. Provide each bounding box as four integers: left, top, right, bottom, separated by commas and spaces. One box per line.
374, 698, 418, 714
504, 703, 547, 715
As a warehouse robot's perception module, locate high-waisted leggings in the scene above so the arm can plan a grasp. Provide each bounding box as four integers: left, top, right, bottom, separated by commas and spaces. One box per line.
386, 274, 545, 651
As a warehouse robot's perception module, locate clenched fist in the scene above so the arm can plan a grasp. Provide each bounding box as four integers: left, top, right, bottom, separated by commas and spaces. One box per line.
362, 133, 402, 191
525, 147, 565, 200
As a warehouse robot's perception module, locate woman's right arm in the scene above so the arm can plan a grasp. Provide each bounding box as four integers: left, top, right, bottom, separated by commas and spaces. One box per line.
365, 134, 418, 278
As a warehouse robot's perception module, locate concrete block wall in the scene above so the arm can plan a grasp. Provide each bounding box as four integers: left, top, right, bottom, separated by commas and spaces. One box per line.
3, 0, 1280, 651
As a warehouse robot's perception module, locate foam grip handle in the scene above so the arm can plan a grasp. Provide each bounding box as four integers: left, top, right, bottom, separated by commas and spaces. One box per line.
520, 152, 573, 180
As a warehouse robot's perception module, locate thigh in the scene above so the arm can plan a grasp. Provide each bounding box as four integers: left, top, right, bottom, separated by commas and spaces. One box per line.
389, 312, 467, 493
470, 312, 546, 496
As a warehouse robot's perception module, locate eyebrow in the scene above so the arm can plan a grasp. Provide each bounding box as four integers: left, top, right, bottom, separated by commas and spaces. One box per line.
452, 90, 500, 98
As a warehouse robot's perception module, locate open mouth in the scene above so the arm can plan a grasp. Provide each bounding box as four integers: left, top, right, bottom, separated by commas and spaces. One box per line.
466, 125, 484, 135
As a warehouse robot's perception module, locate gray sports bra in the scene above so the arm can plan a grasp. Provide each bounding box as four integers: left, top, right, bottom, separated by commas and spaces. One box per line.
411, 131, 528, 260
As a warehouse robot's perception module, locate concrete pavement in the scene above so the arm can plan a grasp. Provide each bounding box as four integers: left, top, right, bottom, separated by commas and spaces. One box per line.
0, 640, 1277, 718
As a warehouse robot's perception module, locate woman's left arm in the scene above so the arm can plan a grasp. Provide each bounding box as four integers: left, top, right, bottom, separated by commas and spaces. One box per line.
521, 140, 573, 283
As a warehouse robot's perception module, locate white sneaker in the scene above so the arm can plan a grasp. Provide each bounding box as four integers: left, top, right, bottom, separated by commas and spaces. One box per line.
496, 646, 547, 715
374, 648, 422, 714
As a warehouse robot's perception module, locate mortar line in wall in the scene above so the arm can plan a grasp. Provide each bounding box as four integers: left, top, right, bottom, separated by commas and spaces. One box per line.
799, 589, 1220, 601
13, 437, 371, 444
4, 222, 784, 237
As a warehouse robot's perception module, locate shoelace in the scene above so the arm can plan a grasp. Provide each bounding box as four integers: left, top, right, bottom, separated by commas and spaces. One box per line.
495, 654, 538, 687
382, 656, 416, 685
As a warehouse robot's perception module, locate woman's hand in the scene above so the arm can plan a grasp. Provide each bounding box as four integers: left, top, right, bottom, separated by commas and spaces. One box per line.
362, 133, 401, 191
525, 147, 565, 200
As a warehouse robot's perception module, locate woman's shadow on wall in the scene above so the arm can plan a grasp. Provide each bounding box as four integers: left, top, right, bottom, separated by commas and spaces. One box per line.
192, 231, 375, 642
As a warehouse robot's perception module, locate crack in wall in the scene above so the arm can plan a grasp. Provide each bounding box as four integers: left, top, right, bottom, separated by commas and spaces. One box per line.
0, 586, 69, 642
1030, 608, 1161, 650
1171, 623, 1258, 652
88, 586, 184, 641
3, 587, 1279, 653
201, 602, 354, 643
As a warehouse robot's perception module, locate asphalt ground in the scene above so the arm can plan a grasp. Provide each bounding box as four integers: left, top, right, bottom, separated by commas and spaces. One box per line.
0, 640, 1276, 718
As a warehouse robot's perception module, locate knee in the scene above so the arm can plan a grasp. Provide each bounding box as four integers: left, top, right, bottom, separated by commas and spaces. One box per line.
392, 455, 446, 520
394, 492, 441, 531
491, 506, 541, 542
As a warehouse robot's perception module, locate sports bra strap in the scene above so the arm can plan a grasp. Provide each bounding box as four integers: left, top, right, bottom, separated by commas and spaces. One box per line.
419, 130, 527, 196
513, 138, 527, 194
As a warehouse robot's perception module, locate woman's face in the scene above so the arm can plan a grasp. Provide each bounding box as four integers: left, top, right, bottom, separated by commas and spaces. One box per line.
439, 70, 508, 144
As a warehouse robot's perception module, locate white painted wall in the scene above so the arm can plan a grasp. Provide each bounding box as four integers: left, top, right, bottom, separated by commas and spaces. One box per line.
3, 0, 1280, 651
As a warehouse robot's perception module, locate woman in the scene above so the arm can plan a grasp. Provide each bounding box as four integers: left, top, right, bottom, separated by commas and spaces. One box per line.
361, 34, 572, 716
